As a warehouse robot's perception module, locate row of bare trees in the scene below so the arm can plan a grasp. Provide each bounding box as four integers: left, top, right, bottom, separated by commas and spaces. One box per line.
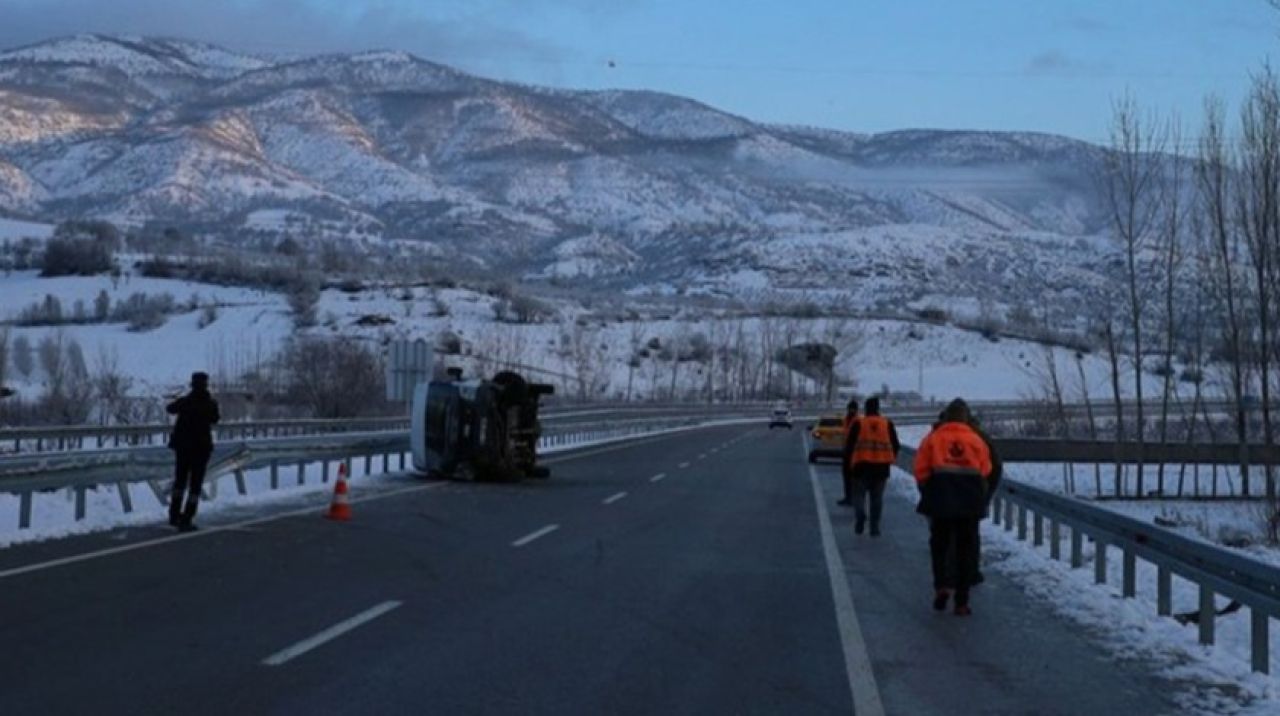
1063, 71, 1280, 523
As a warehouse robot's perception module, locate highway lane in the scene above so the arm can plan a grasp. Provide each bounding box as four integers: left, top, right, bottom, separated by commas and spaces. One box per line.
0, 423, 1183, 715
0, 425, 857, 715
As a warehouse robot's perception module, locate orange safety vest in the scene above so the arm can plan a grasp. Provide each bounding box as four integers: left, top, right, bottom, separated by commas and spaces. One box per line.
912, 422, 993, 485
851, 415, 895, 465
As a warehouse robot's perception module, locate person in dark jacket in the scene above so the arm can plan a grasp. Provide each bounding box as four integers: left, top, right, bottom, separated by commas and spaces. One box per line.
842, 396, 900, 536
837, 399, 859, 507
167, 372, 220, 531
914, 398, 993, 615
944, 413, 1003, 587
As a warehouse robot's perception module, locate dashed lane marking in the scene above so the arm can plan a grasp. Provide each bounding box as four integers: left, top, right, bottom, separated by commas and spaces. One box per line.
649, 473, 666, 483
262, 600, 402, 667
678, 461, 690, 469
602, 491, 628, 505
512, 524, 560, 548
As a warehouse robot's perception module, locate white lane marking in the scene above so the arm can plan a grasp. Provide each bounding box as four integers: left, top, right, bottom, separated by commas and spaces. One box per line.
262, 600, 402, 667
602, 491, 628, 505
678, 461, 690, 469
0, 426, 731, 581
512, 524, 560, 547
0, 483, 445, 582
802, 439, 886, 716
649, 473, 666, 483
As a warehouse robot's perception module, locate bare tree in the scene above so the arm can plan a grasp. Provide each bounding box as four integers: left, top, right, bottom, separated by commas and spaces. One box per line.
1103, 95, 1168, 498
1238, 70, 1280, 504
0, 328, 9, 391
1156, 119, 1189, 496
11, 333, 33, 379
1199, 95, 1253, 495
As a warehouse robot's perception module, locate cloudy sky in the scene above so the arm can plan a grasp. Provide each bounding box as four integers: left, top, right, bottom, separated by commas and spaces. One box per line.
1, 0, 1277, 143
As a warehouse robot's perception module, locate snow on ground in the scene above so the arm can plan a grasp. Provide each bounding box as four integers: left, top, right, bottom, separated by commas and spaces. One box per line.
0, 270, 288, 398
0, 216, 53, 240
893, 425, 1280, 713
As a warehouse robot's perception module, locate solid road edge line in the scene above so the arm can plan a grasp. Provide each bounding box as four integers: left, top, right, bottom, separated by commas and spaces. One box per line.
803, 438, 886, 716
262, 600, 403, 666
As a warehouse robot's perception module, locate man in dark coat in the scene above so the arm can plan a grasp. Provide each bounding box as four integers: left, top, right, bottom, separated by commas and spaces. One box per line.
167, 372, 220, 531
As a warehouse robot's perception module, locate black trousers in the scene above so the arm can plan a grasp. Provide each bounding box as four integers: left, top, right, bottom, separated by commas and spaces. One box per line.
851, 475, 888, 527
170, 449, 211, 523
930, 517, 980, 604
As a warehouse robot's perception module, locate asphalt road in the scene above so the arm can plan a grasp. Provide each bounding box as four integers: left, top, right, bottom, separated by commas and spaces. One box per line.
0, 424, 1179, 715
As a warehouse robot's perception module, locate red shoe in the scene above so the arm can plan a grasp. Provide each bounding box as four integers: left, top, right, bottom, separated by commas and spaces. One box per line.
932, 590, 950, 611
954, 604, 972, 616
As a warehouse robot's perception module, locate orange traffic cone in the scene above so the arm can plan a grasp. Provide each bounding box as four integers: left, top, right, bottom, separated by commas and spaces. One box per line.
326, 462, 352, 521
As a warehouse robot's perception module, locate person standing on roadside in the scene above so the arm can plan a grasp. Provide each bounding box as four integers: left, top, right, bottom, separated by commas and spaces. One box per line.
167, 372, 220, 532
914, 398, 993, 616
842, 396, 900, 535
837, 399, 859, 507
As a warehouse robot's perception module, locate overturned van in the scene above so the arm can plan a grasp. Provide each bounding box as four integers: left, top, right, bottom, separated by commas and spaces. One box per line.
410, 370, 554, 481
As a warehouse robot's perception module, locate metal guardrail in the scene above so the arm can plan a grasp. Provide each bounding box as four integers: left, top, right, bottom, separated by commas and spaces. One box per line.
2, 398, 1213, 455
0, 412, 764, 531
896, 445, 1278, 674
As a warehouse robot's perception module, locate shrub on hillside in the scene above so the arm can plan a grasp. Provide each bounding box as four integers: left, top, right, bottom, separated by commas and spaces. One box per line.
40, 236, 114, 277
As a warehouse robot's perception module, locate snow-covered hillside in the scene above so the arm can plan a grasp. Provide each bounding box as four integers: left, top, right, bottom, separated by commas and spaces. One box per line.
0, 34, 1119, 320
0, 268, 1130, 410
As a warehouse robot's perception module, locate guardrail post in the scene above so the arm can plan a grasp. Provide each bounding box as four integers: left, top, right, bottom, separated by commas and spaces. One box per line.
1157, 567, 1172, 616
382, 453, 390, 473
1004, 500, 1014, 532
399, 452, 406, 471
322, 460, 330, 483
270, 460, 279, 490
1071, 527, 1083, 568
117, 481, 133, 513
74, 486, 87, 522
1252, 610, 1270, 674
1094, 539, 1106, 584
364, 454, 372, 475
234, 468, 247, 496
992, 495, 1002, 525
1017, 505, 1028, 541
19, 491, 32, 529
1033, 513, 1043, 547
297, 462, 305, 485
1049, 520, 1060, 560
1199, 586, 1215, 645
1122, 549, 1136, 598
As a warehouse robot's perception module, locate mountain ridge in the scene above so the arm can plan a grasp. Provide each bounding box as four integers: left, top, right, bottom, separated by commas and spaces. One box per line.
0, 34, 1117, 319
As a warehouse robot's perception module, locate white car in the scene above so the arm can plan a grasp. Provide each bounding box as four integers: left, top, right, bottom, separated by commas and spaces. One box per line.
768, 408, 793, 429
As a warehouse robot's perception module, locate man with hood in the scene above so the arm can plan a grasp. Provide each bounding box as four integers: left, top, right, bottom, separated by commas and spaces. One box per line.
914, 398, 993, 615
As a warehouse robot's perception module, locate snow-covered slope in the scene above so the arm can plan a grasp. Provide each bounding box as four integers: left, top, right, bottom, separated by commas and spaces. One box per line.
0, 34, 1117, 317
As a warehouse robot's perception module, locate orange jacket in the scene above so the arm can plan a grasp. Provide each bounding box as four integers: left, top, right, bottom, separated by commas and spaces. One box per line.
913, 421, 993, 519
851, 415, 896, 465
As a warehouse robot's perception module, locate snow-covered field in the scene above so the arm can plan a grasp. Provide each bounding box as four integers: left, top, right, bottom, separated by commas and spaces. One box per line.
0, 216, 52, 240
0, 269, 1145, 405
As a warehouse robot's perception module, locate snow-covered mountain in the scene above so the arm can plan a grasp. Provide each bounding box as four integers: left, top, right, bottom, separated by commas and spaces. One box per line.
0, 34, 1115, 315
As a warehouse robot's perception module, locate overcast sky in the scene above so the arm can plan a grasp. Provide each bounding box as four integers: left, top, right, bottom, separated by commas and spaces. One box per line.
1, 0, 1278, 143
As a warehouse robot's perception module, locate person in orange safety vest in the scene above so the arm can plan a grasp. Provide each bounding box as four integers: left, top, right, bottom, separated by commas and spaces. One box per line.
841, 396, 900, 536
914, 398, 993, 616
